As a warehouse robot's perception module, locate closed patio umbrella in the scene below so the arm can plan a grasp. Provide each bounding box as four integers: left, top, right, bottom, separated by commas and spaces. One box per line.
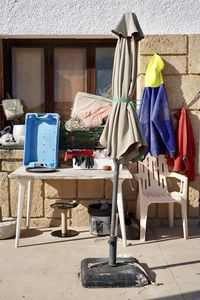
100, 12, 147, 164
100, 11, 147, 265
81, 12, 150, 288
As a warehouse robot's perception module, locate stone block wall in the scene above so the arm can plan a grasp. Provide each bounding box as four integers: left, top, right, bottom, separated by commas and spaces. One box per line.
137, 34, 200, 224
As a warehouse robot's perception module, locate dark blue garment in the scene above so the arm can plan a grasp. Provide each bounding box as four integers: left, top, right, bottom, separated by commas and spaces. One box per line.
138, 84, 176, 157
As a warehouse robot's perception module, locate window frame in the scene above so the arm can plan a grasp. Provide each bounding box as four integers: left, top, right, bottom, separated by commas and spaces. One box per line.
2, 38, 116, 123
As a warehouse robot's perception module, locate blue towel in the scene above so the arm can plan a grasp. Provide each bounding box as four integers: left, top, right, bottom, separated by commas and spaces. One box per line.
139, 84, 177, 157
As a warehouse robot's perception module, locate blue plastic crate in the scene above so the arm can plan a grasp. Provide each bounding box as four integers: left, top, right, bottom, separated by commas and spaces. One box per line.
23, 113, 60, 169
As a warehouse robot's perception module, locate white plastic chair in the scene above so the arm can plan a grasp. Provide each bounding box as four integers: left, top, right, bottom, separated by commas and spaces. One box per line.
135, 154, 188, 241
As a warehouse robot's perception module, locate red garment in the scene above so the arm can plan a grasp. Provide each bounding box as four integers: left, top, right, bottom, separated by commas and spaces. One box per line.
171, 107, 196, 181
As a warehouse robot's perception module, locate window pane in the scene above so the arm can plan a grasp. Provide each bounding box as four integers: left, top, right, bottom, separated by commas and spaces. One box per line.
96, 48, 115, 97
54, 48, 87, 120
12, 48, 45, 113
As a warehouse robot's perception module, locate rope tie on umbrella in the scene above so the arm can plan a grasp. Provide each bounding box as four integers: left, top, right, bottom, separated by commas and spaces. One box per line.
112, 98, 136, 109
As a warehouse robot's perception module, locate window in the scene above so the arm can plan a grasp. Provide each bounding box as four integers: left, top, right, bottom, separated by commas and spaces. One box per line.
12, 47, 45, 113
3, 39, 116, 122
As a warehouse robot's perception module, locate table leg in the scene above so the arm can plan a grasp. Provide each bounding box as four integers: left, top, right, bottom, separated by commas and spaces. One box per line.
117, 179, 127, 247
15, 179, 29, 248
26, 178, 34, 229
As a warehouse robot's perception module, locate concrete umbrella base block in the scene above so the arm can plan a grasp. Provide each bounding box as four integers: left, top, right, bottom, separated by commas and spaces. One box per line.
81, 257, 151, 288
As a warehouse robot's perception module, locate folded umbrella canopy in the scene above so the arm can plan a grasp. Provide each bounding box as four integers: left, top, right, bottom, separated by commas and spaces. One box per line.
100, 12, 147, 163
81, 12, 150, 288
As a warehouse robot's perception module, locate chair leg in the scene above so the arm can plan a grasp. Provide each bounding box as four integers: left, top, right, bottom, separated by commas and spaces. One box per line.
140, 201, 148, 241
181, 200, 188, 239
136, 194, 140, 220
168, 203, 174, 228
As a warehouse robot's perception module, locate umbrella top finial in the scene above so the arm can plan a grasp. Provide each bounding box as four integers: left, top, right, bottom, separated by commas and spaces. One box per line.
112, 12, 144, 41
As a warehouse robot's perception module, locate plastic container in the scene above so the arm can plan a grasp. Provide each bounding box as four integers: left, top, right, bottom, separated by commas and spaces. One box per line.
73, 158, 116, 170
23, 113, 60, 169
88, 203, 112, 236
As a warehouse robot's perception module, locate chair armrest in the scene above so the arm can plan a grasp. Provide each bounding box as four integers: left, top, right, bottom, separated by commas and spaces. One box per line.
167, 172, 188, 182
167, 172, 188, 199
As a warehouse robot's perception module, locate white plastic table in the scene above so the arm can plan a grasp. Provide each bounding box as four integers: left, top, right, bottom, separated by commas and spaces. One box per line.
9, 167, 132, 248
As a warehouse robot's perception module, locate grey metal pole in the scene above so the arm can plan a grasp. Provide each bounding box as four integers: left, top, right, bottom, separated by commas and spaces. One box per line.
108, 160, 119, 267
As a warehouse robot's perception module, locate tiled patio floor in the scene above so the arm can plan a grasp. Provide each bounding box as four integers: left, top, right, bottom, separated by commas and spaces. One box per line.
0, 225, 200, 300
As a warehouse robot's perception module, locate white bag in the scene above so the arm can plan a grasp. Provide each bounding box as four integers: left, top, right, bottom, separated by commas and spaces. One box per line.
2, 99, 24, 121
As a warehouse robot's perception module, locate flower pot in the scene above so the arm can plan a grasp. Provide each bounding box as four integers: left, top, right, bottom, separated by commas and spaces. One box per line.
0, 218, 16, 239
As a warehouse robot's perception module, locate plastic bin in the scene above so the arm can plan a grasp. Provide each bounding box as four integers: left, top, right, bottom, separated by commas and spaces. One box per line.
23, 113, 60, 169
88, 203, 112, 236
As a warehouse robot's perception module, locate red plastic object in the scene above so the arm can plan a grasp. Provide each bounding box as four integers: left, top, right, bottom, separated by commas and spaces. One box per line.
64, 150, 94, 161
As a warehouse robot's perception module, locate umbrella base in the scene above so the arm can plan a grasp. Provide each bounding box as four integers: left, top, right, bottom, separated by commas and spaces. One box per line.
81, 257, 151, 288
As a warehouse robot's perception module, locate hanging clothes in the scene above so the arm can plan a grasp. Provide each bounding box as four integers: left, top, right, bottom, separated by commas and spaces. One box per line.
170, 107, 196, 181
139, 54, 177, 157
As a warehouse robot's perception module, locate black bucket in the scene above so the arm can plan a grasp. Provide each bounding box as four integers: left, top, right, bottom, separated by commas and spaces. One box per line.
88, 203, 112, 236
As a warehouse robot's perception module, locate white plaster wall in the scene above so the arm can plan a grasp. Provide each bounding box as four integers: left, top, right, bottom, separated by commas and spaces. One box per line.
0, 0, 200, 36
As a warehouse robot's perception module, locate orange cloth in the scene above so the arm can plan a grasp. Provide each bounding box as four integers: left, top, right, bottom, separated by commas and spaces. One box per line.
170, 107, 196, 181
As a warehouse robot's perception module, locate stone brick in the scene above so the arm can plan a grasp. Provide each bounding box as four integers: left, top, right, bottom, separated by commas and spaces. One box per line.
140, 35, 187, 55
157, 203, 168, 218
25, 217, 60, 228
0, 149, 23, 160
71, 202, 90, 228
122, 179, 137, 200
188, 111, 200, 175
136, 75, 145, 99
157, 202, 182, 219
139, 55, 187, 75
188, 35, 200, 74
0, 172, 9, 217
189, 111, 200, 144
104, 178, 137, 203
10, 179, 43, 217
45, 198, 65, 218
44, 198, 83, 221
71, 200, 110, 228
188, 180, 200, 218
78, 180, 104, 198
44, 179, 76, 198
1, 161, 23, 172
105, 180, 112, 199
126, 199, 137, 215
148, 203, 156, 218
164, 75, 200, 109
147, 218, 161, 228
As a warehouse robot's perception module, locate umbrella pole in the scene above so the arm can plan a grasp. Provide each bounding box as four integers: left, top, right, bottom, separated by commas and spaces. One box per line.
108, 159, 119, 266
80, 159, 152, 288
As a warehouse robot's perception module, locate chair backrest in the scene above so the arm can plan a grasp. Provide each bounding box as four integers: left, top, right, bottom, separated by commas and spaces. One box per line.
138, 154, 170, 192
